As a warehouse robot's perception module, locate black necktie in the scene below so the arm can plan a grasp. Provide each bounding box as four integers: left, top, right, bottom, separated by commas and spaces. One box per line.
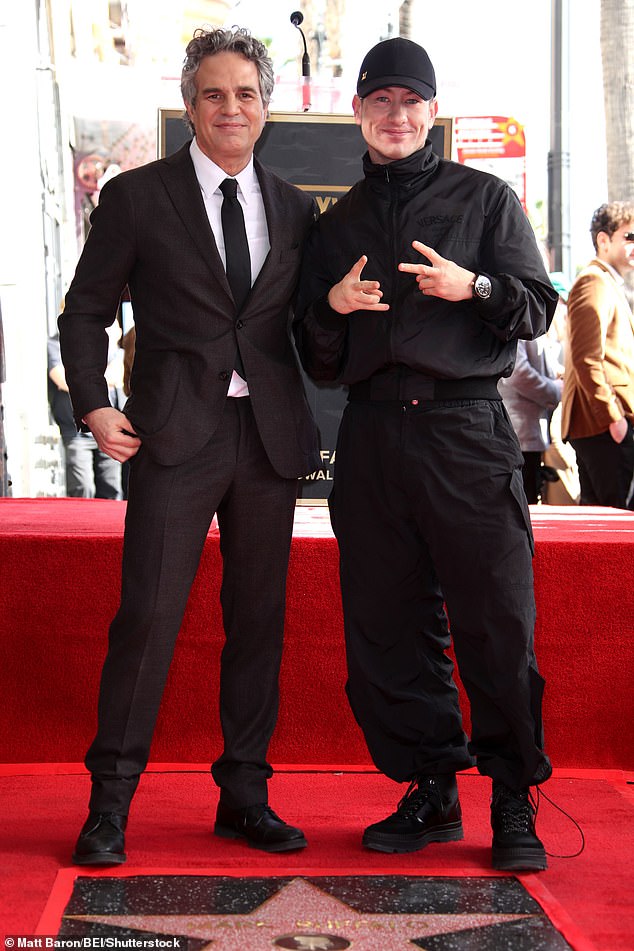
219, 178, 250, 379
219, 178, 251, 313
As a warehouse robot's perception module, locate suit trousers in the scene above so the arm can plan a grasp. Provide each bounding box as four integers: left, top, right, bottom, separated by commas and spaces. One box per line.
329, 398, 550, 792
571, 423, 634, 509
85, 397, 299, 814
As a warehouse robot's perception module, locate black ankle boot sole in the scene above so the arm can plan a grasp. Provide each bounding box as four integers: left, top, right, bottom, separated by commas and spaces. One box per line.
492, 845, 547, 871
72, 849, 127, 866
214, 822, 308, 853
363, 819, 464, 854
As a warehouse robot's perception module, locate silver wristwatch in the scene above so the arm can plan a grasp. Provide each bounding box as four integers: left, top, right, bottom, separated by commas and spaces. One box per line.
472, 274, 492, 300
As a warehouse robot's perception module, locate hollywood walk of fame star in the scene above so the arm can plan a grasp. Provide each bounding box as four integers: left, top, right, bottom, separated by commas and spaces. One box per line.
66, 877, 536, 949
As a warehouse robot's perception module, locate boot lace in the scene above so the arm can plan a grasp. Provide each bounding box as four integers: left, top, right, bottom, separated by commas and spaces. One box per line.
492, 785, 537, 834
539, 785, 586, 859
493, 784, 585, 858
396, 777, 437, 819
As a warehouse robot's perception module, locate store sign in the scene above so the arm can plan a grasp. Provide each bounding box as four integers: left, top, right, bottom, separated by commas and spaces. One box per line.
454, 116, 526, 209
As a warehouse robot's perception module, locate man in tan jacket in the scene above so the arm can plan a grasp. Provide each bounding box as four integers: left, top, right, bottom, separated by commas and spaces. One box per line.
561, 201, 634, 508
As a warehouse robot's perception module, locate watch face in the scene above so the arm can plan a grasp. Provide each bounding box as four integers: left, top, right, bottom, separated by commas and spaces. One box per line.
474, 275, 492, 299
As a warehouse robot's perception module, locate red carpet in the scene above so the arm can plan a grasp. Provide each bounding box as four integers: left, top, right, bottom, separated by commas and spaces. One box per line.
1, 766, 633, 950
1, 499, 634, 770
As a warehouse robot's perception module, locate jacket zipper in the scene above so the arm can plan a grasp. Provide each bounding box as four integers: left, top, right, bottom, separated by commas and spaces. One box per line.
385, 165, 399, 365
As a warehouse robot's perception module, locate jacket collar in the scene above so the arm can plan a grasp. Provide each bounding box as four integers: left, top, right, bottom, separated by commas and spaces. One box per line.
362, 141, 440, 191
158, 143, 222, 278
592, 256, 625, 287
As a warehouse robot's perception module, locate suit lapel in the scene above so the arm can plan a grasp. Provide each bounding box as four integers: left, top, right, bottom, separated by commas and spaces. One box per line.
595, 258, 634, 333
157, 148, 297, 312
157, 144, 232, 297
254, 159, 286, 288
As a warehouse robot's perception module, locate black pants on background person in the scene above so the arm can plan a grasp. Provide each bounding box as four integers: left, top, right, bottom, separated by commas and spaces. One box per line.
329, 396, 548, 793
571, 423, 634, 509
85, 398, 299, 815
570, 422, 634, 510
520, 451, 542, 504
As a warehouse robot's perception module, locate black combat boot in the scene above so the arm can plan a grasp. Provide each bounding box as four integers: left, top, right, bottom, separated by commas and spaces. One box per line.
491, 781, 547, 871
363, 774, 463, 853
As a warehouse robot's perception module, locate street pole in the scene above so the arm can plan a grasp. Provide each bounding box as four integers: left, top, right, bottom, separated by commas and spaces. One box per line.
548, 0, 572, 279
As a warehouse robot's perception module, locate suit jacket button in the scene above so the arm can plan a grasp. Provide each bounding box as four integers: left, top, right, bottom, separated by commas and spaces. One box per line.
219, 371, 230, 381
236, 319, 244, 329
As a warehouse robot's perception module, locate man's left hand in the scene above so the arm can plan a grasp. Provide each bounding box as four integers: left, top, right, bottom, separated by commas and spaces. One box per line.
399, 241, 475, 302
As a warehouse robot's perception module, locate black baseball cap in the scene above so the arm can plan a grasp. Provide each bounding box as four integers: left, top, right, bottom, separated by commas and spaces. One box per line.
357, 37, 436, 102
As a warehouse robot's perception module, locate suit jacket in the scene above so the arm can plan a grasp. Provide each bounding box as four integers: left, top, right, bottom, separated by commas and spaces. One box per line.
59, 144, 320, 477
561, 258, 634, 440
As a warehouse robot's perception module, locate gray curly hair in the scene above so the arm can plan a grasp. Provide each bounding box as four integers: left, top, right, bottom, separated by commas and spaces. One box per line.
181, 27, 274, 134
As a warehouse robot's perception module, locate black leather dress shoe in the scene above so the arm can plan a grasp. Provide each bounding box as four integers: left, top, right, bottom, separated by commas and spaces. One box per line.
214, 802, 307, 852
363, 774, 463, 853
72, 812, 127, 865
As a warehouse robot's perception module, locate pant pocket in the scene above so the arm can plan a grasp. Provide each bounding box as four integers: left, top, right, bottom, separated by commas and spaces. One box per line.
509, 466, 535, 557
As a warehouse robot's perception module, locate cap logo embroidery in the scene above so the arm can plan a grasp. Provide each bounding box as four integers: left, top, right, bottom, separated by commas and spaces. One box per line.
361, 71, 367, 81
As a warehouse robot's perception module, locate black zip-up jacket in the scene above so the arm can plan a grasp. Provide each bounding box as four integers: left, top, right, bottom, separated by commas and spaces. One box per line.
294, 143, 558, 386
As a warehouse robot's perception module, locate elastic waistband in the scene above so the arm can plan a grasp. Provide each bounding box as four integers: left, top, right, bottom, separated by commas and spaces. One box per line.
348, 370, 501, 403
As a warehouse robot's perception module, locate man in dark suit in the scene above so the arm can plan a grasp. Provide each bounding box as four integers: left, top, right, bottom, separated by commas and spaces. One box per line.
59, 26, 320, 865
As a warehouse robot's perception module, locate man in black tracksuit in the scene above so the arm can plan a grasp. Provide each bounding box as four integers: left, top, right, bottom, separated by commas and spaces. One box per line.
295, 37, 558, 871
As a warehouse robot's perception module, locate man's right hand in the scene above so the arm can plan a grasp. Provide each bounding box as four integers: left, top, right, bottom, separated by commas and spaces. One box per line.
83, 407, 141, 462
609, 417, 628, 444
327, 255, 390, 315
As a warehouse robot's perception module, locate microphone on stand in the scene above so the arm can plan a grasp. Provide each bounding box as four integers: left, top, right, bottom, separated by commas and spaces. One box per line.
290, 11, 311, 111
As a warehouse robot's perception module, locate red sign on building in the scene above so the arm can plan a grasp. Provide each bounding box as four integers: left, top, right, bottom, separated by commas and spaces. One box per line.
454, 116, 527, 209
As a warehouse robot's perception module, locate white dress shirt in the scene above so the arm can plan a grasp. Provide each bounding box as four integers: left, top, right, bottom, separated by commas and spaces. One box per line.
189, 138, 270, 396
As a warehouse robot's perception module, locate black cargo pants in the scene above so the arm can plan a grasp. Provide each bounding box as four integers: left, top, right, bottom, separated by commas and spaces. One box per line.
329, 395, 551, 792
